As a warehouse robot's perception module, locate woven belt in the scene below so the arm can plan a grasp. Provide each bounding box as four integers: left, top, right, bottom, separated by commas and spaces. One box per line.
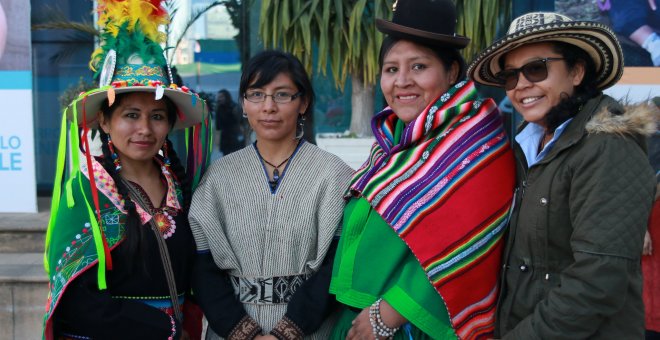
230, 273, 310, 305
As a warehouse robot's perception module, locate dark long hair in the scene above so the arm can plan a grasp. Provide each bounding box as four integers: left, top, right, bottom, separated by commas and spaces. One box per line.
97, 92, 190, 273
378, 36, 467, 85
239, 50, 315, 117
541, 42, 600, 132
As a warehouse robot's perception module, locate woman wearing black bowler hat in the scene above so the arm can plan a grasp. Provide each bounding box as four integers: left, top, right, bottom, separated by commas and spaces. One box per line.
468, 12, 658, 339
329, 0, 517, 339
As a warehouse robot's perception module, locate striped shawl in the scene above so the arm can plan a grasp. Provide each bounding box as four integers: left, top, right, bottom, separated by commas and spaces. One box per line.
349, 80, 516, 339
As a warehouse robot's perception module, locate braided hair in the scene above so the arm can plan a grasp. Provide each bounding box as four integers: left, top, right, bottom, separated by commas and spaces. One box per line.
97, 92, 191, 272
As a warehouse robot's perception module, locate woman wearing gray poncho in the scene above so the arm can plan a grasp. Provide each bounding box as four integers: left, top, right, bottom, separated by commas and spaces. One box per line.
188, 50, 353, 340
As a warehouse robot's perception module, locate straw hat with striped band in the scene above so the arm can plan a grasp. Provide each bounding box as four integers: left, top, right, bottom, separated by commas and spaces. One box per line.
468, 12, 624, 90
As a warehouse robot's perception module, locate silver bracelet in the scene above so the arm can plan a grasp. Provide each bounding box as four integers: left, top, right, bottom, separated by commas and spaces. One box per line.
368, 298, 400, 339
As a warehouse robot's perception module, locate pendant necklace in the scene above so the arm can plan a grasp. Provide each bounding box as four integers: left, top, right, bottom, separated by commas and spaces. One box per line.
262, 156, 291, 189
258, 142, 299, 190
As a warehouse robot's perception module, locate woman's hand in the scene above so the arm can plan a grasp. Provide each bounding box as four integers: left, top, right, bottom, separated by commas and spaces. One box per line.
643, 230, 653, 256
346, 300, 407, 340
346, 308, 374, 340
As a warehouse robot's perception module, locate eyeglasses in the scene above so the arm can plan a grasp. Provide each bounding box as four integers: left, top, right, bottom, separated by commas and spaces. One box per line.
243, 91, 302, 104
495, 57, 565, 91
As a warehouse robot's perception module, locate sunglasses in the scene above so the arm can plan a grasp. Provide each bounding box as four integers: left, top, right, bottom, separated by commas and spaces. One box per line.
495, 57, 565, 91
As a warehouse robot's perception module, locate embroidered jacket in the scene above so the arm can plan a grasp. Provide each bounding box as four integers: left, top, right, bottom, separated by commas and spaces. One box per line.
43, 157, 194, 340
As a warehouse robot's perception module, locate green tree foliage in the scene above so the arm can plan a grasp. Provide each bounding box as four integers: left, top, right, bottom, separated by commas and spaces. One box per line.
258, 0, 393, 89
222, 0, 251, 67
454, 0, 511, 63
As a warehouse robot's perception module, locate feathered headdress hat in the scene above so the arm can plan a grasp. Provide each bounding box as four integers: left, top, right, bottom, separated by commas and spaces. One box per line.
44, 0, 211, 289
71, 0, 208, 129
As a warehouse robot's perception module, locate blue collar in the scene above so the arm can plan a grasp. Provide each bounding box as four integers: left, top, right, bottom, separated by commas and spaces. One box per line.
515, 118, 573, 167
253, 139, 304, 194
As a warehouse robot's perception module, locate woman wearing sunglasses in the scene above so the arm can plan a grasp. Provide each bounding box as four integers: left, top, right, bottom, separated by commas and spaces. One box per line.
469, 12, 658, 339
188, 50, 353, 339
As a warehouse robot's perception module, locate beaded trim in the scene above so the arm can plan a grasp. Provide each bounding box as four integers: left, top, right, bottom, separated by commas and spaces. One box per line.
112, 293, 185, 301
369, 298, 400, 339
81, 157, 181, 227
270, 316, 304, 340
228, 315, 262, 340
167, 314, 176, 340
127, 177, 179, 239
57, 333, 92, 339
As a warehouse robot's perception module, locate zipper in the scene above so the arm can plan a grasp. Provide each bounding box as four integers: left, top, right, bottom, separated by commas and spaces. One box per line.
497, 145, 528, 330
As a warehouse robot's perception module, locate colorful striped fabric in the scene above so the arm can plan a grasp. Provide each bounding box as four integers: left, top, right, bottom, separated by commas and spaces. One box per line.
348, 80, 516, 339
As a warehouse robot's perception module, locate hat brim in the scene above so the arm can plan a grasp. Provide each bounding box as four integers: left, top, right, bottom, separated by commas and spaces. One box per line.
468, 21, 623, 90
376, 19, 470, 49
67, 86, 208, 130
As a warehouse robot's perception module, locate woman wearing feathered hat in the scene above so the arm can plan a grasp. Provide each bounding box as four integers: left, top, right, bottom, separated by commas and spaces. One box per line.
468, 12, 658, 339
42, 1, 211, 339
329, 0, 516, 339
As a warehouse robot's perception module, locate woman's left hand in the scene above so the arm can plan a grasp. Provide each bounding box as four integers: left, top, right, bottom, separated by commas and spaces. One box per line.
346, 307, 376, 340
346, 300, 407, 340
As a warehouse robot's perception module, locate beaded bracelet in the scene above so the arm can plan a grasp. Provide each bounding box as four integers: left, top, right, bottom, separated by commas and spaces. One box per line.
168, 314, 176, 340
368, 298, 400, 339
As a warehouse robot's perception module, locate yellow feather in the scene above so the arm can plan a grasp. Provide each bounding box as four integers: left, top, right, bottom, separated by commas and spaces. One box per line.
97, 0, 168, 43
90, 48, 103, 71
91, 0, 169, 72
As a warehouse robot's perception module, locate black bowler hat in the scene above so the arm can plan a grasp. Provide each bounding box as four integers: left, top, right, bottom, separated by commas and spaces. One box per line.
376, 0, 470, 49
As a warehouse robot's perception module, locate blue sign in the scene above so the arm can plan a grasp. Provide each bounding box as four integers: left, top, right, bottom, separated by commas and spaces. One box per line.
0, 135, 22, 170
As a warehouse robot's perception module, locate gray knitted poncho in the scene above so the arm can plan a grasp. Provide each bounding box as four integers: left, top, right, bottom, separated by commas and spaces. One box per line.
189, 141, 354, 339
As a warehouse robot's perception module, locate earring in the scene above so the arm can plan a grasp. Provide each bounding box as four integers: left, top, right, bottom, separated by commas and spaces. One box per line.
295, 114, 305, 139
162, 140, 171, 167
107, 134, 122, 172
242, 111, 248, 118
